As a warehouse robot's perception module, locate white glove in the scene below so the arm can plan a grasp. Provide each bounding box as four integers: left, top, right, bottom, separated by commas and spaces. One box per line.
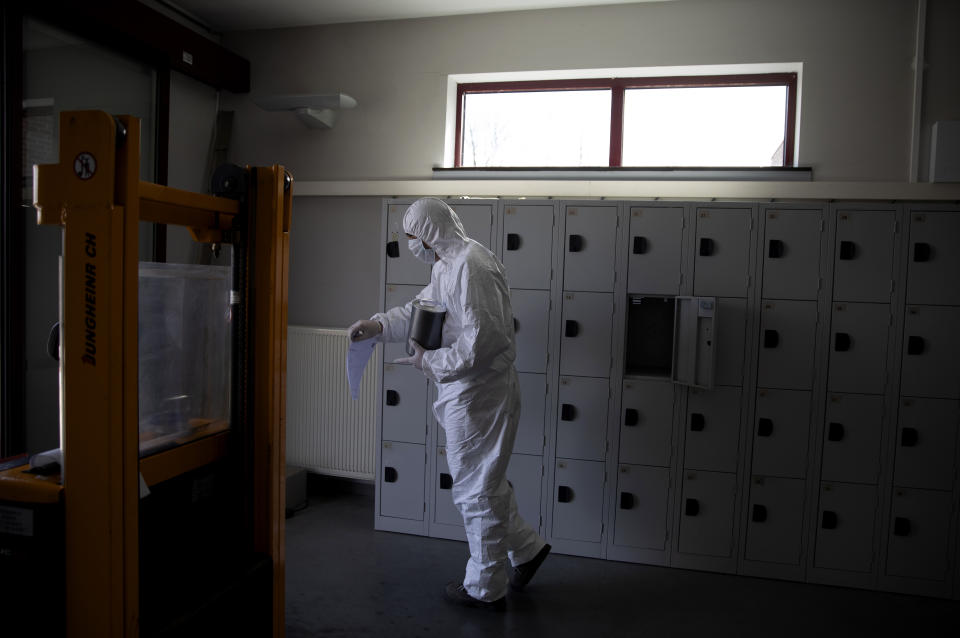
348, 319, 381, 342
394, 339, 425, 370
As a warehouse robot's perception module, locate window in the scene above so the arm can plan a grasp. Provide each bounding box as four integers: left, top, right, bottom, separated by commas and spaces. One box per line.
455, 73, 797, 168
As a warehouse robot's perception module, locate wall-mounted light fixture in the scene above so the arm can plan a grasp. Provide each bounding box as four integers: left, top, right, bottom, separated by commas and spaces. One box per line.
254, 93, 357, 129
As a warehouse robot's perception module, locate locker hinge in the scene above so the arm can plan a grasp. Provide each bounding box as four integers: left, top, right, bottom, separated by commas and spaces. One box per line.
746, 275, 752, 289
889, 313, 894, 326
601, 523, 605, 535
539, 516, 543, 527
894, 220, 901, 234
889, 279, 895, 294
423, 502, 427, 513
817, 277, 823, 292
819, 219, 825, 232
749, 218, 754, 230
678, 272, 683, 286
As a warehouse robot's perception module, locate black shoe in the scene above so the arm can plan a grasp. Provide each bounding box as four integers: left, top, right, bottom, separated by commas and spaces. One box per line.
443, 582, 506, 611
509, 543, 551, 591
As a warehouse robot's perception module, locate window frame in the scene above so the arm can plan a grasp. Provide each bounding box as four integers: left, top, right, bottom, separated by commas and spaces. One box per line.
454, 72, 798, 169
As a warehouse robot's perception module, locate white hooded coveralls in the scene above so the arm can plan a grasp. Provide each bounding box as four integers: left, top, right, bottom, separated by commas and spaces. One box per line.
373, 198, 546, 602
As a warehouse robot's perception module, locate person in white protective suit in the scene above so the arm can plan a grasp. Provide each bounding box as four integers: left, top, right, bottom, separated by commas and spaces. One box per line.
349, 197, 551, 611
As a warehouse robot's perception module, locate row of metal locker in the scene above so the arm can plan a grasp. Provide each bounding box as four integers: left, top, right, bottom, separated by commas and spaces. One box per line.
373, 198, 960, 599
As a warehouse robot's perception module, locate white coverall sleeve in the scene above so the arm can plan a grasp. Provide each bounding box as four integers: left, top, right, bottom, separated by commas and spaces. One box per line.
371, 282, 433, 343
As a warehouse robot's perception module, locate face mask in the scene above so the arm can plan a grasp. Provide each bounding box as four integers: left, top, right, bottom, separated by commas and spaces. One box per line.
408, 238, 436, 264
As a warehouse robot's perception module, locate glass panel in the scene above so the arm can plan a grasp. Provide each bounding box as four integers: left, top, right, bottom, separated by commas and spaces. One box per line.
622, 85, 788, 167
461, 90, 611, 167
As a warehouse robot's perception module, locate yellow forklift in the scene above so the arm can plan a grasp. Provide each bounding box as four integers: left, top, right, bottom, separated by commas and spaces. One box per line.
0, 110, 290, 637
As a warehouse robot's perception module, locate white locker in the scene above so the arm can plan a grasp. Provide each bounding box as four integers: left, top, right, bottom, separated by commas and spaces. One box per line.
559, 292, 613, 378
894, 398, 959, 492
447, 202, 493, 248
511, 289, 550, 374
693, 207, 753, 298
761, 209, 823, 301
753, 389, 812, 479
434, 448, 462, 527
515, 373, 547, 456
677, 470, 738, 557
627, 206, 684, 295
385, 203, 431, 285
684, 386, 742, 474
906, 211, 960, 306
715, 298, 747, 387
507, 453, 544, 533
382, 364, 428, 444
613, 464, 670, 549
900, 306, 960, 399
502, 204, 554, 290
619, 379, 675, 467
886, 488, 954, 582
552, 459, 605, 543
562, 204, 619, 292
828, 303, 891, 395
832, 210, 896, 303
383, 284, 424, 363
757, 300, 818, 390
814, 482, 878, 573
556, 376, 609, 462
380, 441, 426, 520
744, 476, 805, 565
821, 394, 883, 485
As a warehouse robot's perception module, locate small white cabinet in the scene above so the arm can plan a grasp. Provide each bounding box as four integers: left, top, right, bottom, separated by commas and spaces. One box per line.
502, 203, 554, 291
814, 483, 878, 573
619, 379, 675, 467
562, 204, 618, 293
627, 206, 684, 295
613, 464, 671, 550
761, 209, 823, 301
693, 207, 753, 298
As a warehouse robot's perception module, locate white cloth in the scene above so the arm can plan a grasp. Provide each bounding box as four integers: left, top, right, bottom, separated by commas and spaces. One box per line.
373, 198, 545, 601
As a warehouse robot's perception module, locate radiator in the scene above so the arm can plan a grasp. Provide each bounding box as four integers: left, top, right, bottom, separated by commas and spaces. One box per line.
286, 326, 380, 480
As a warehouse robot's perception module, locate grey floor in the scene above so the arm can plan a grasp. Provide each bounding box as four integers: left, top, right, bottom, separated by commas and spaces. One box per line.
285, 481, 960, 638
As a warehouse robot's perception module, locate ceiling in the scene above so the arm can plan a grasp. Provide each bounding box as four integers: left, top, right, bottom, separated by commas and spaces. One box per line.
161, 0, 672, 32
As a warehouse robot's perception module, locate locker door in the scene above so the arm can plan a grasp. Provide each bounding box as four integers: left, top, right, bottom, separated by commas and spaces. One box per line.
511, 289, 550, 373
552, 459, 605, 543
382, 364, 427, 444
385, 203, 431, 285
434, 448, 462, 527
383, 284, 423, 363
814, 483, 878, 573
559, 292, 613, 378
906, 211, 960, 306
761, 209, 823, 301
753, 389, 812, 479
827, 303, 890, 395
507, 453, 543, 533
556, 376, 609, 462
900, 306, 960, 399
614, 464, 670, 549
627, 206, 683, 295
715, 298, 747, 387
693, 207, 752, 298
744, 477, 805, 565
894, 398, 959, 491
503, 204, 554, 290
562, 205, 618, 292
380, 441, 425, 520
821, 394, 883, 485
677, 470, 738, 557
757, 300, 818, 390
448, 203, 493, 248
684, 386, 742, 473
886, 488, 953, 582
833, 210, 896, 303
619, 379, 675, 467
515, 373, 546, 456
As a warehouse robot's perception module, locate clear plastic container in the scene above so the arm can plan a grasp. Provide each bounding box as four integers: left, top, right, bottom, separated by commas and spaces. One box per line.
138, 262, 233, 457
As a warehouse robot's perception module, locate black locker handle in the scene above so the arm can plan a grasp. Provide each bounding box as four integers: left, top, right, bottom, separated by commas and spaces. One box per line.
685, 499, 700, 516
384, 467, 398, 483
560, 403, 577, 421
439, 473, 453, 489
386, 240, 400, 258
763, 330, 780, 349
893, 517, 911, 537
907, 336, 925, 355
557, 486, 574, 503
565, 320, 580, 338
834, 332, 852, 352
757, 418, 774, 437
506, 233, 521, 251
385, 390, 399, 406
913, 242, 931, 262
821, 511, 838, 530
632, 236, 648, 255
752, 504, 768, 523
624, 408, 639, 427
699, 237, 715, 257
827, 422, 845, 442
900, 427, 919, 447
690, 412, 705, 431
839, 240, 856, 260
568, 234, 584, 253
768, 239, 785, 259
514, 318, 519, 333
620, 492, 635, 510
